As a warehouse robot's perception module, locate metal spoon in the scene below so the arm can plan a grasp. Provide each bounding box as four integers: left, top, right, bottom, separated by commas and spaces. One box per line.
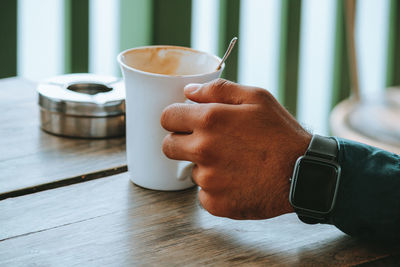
216, 37, 238, 70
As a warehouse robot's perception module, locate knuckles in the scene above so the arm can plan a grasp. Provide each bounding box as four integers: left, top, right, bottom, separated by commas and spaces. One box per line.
208, 78, 230, 93
191, 136, 214, 162
192, 167, 218, 189
205, 78, 276, 106
250, 87, 274, 104
198, 104, 221, 129
208, 78, 240, 104
198, 191, 221, 217
198, 190, 233, 218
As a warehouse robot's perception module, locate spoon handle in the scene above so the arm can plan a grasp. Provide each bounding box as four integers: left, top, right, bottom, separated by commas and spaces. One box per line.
216, 37, 238, 70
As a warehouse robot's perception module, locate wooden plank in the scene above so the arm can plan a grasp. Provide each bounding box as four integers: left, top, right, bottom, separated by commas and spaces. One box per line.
277, 0, 302, 117
119, 0, 153, 51
64, 0, 89, 73
0, 0, 17, 78
0, 78, 126, 196
152, 0, 192, 47
0, 172, 397, 266
331, 0, 351, 108
386, 0, 400, 87
218, 0, 241, 82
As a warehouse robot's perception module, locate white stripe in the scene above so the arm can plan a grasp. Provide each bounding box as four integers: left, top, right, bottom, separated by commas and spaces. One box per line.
237, 0, 280, 98
17, 0, 64, 81
356, 0, 390, 98
191, 0, 219, 55
297, 0, 336, 134
89, 0, 120, 76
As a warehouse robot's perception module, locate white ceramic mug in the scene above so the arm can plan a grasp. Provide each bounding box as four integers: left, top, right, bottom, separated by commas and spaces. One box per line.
118, 46, 224, 191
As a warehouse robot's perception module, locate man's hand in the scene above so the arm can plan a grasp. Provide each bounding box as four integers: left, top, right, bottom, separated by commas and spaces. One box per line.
160, 79, 311, 220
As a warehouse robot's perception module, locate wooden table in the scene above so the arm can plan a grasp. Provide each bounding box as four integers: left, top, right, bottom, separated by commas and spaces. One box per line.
1, 78, 399, 266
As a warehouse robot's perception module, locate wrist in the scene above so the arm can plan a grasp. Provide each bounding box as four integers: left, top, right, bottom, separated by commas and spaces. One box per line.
280, 132, 312, 215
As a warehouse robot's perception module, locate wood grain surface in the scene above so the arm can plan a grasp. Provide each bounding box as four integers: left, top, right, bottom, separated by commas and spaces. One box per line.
1, 77, 399, 266
0, 78, 126, 196
0, 172, 398, 266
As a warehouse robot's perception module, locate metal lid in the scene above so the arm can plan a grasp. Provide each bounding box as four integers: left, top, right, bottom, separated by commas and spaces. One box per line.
38, 73, 125, 117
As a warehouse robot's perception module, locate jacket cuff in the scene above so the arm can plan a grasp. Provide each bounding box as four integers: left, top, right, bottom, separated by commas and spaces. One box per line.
330, 138, 400, 241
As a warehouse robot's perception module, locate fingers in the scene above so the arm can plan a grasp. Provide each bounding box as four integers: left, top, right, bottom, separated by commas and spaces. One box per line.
163, 130, 221, 164
184, 78, 272, 105
161, 79, 275, 133
161, 102, 230, 133
160, 103, 200, 133
162, 132, 215, 164
192, 165, 218, 190
199, 189, 262, 220
162, 133, 197, 162
198, 190, 242, 219
198, 190, 228, 217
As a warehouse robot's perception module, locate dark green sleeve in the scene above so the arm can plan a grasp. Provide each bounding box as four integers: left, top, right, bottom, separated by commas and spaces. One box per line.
331, 138, 400, 241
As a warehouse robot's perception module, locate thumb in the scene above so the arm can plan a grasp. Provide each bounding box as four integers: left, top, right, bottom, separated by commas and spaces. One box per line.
184, 79, 255, 104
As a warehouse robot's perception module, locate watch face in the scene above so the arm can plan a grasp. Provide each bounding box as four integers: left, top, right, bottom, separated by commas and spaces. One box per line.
291, 158, 339, 213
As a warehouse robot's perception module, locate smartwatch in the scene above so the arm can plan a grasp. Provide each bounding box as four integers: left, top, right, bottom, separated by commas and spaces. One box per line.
289, 134, 341, 224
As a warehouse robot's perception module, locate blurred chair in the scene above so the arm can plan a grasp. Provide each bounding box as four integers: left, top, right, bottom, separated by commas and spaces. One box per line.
330, 0, 400, 154
331, 89, 400, 154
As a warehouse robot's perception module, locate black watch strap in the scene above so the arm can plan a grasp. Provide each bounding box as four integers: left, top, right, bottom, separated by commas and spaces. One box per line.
305, 134, 338, 160
296, 135, 339, 224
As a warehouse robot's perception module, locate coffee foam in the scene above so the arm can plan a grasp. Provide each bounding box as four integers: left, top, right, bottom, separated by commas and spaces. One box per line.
121, 46, 220, 76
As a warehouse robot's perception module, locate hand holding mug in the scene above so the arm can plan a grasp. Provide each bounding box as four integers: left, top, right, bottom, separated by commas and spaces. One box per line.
161, 79, 312, 219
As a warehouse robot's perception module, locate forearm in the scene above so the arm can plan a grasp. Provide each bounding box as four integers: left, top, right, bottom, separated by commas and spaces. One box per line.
331, 138, 400, 241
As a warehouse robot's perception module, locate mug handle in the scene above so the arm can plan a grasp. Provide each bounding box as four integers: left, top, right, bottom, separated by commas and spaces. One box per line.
177, 161, 195, 181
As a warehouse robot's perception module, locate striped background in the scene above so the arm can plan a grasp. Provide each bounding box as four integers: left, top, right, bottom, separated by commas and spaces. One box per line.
1, 0, 399, 135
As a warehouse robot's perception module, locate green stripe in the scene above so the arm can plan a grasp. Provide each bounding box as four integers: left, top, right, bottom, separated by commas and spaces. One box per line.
331, 0, 351, 108
0, 0, 17, 78
64, 0, 89, 73
152, 0, 192, 47
119, 0, 153, 51
386, 0, 400, 87
277, 0, 302, 117
218, 0, 241, 82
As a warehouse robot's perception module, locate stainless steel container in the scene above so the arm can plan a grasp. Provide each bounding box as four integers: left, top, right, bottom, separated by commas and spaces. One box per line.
37, 74, 125, 138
